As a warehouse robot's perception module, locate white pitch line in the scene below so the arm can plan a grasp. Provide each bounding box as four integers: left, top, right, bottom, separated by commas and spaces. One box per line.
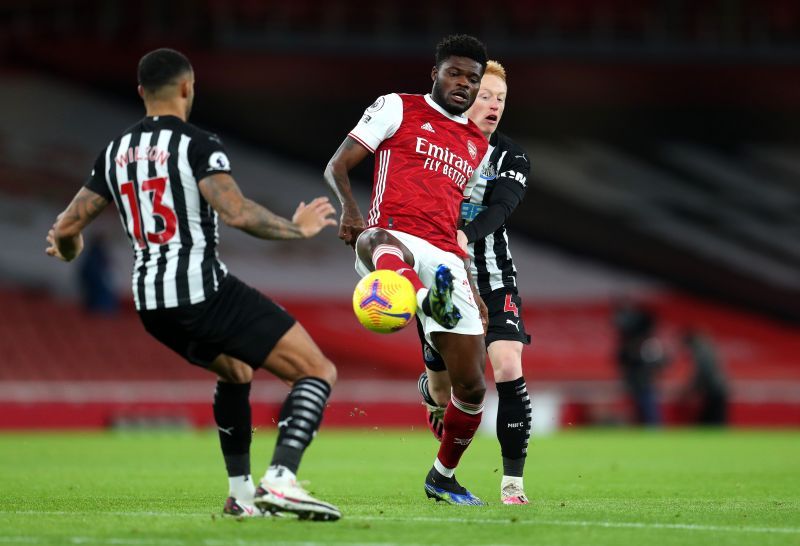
354, 515, 800, 535
355, 515, 800, 534
0, 511, 195, 519
2, 511, 798, 536
0, 538, 428, 546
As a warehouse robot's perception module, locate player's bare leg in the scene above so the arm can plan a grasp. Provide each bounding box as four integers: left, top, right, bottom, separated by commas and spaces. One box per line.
252, 323, 340, 521
423, 331, 486, 505
355, 228, 415, 269
488, 340, 531, 505
357, 228, 462, 328
425, 369, 452, 407
416, 320, 451, 440
258, 322, 337, 386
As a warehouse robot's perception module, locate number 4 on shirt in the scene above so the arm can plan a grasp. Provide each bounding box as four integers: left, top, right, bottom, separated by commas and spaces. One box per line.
120, 177, 177, 247
503, 293, 519, 318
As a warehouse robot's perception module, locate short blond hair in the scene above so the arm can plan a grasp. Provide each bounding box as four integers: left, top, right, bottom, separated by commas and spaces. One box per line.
484, 60, 506, 82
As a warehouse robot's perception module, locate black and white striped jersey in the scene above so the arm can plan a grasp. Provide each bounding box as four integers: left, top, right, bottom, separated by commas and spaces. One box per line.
84, 115, 230, 310
460, 131, 529, 295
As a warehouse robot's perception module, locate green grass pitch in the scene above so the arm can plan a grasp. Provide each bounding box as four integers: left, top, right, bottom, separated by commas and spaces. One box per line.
1, 429, 798, 546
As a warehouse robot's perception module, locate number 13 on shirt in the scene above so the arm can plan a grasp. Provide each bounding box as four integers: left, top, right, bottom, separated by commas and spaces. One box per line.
120, 176, 177, 247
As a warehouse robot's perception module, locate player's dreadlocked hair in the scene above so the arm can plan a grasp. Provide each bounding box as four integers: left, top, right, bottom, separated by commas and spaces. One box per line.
435, 34, 488, 69
138, 48, 193, 93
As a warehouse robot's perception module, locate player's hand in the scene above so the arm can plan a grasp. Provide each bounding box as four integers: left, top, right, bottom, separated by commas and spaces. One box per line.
457, 229, 469, 255
45, 227, 66, 260
292, 197, 337, 238
339, 207, 365, 248
45, 225, 82, 262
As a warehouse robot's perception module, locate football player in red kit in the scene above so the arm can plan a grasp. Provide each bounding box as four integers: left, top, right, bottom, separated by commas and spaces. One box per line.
418, 61, 533, 505
325, 34, 490, 505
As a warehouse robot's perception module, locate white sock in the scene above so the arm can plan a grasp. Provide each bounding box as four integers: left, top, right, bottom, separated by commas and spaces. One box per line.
265, 464, 296, 485
501, 475, 524, 490
229, 475, 255, 500
434, 458, 455, 478
416, 288, 429, 311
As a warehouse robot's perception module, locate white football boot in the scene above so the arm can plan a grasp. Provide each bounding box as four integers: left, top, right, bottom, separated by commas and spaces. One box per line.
501, 476, 530, 505
254, 465, 341, 521
222, 496, 273, 517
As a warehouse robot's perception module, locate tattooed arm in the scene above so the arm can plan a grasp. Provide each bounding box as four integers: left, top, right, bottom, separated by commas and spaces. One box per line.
323, 136, 371, 247
199, 173, 336, 240
46, 187, 109, 262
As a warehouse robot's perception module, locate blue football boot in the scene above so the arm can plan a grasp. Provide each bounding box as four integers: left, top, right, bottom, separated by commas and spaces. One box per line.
423, 265, 462, 329
424, 468, 485, 506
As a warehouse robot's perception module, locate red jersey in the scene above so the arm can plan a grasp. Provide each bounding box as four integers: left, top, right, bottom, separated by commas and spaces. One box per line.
349, 93, 488, 256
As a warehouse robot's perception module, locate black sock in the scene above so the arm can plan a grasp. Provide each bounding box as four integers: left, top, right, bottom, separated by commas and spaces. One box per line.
496, 377, 531, 477
271, 377, 331, 474
213, 381, 252, 477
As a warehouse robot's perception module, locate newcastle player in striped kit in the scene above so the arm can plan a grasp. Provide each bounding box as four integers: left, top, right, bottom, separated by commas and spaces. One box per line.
417, 61, 532, 504
45, 48, 342, 521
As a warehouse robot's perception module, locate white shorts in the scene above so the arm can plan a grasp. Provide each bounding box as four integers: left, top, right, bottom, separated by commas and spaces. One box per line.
354, 228, 483, 347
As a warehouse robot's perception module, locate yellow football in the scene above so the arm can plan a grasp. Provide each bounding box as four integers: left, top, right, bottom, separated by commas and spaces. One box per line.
352, 270, 417, 333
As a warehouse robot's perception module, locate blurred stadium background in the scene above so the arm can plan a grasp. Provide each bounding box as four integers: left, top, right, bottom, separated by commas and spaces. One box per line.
0, 0, 798, 432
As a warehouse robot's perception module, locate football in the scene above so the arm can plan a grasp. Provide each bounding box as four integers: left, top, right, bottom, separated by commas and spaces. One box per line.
352, 270, 417, 333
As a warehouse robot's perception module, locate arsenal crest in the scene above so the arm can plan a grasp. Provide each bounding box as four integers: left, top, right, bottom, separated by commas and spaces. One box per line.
467, 140, 477, 160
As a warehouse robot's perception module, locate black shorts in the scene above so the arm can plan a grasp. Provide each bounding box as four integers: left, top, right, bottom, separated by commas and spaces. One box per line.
138, 275, 296, 369
416, 287, 531, 373
483, 288, 532, 347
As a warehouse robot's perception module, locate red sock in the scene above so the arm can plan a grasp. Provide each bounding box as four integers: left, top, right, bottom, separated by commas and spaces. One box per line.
436, 396, 484, 470
372, 245, 425, 292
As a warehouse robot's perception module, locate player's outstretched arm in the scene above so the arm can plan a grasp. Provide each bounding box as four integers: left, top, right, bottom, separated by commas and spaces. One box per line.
46, 187, 109, 262
461, 151, 529, 244
324, 136, 370, 246
199, 173, 336, 240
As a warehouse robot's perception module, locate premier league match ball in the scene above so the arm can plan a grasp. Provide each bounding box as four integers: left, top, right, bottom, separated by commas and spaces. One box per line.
352, 270, 417, 333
